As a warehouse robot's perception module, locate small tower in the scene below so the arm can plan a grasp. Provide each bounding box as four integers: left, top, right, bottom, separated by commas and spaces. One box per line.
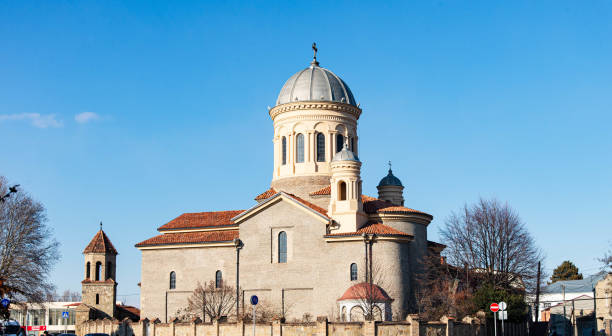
377, 163, 404, 206
328, 142, 368, 233
80, 223, 118, 318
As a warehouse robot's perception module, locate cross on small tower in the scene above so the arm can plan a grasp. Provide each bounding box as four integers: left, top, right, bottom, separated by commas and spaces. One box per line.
311, 42, 319, 66
388, 161, 392, 172
100, 221, 103, 230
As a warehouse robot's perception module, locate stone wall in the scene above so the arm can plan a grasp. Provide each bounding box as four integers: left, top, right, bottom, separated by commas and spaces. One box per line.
78, 316, 486, 336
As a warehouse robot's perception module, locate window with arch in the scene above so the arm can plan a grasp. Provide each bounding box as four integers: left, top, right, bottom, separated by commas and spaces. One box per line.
169, 271, 176, 289
95, 262, 102, 281
336, 134, 344, 152
281, 137, 287, 165
338, 181, 347, 201
316, 133, 325, 162
278, 231, 287, 263
86, 262, 91, 279
350, 137, 355, 151
296, 134, 304, 163
215, 270, 222, 288
107, 261, 112, 280
350, 263, 358, 281
95, 294, 100, 305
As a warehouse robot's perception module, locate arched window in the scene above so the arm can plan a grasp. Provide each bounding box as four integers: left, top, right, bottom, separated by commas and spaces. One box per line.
215, 270, 222, 288
95, 262, 102, 281
316, 133, 325, 162
338, 181, 347, 201
95, 294, 100, 305
296, 134, 304, 163
107, 261, 112, 280
350, 137, 355, 151
350, 263, 358, 281
281, 137, 287, 165
278, 231, 287, 263
336, 134, 344, 152
169, 271, 176, 289
86, 262, 91, 279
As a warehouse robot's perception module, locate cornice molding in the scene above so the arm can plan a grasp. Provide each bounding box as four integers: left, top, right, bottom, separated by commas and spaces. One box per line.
270, 102, 362, 120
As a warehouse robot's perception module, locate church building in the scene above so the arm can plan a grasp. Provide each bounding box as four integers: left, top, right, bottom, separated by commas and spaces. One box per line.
135, 47, 444, 322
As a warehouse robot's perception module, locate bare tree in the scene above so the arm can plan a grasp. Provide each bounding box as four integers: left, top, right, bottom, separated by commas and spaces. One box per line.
415, 254, 475, 321
600, 246, 612, 272
0, 177, 59, 307
440, 198, 543, 293
187, 281, 237, 321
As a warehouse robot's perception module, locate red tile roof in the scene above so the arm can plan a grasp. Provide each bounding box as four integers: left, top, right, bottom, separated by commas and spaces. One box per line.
135, 230, 239, 247
337, 283, 392, 301
285, 193, 329, 218
254, 188, 277, 201
326, 223, 413, 238
362, 195, 432, 218
117, 304, 140, 316
158, 210, 244, 231
83, 230, 118, 255
309, 185, 331, 196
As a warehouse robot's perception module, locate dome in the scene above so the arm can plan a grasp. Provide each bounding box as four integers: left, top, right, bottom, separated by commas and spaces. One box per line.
276, 62, 357, 107
333, 143, 360, 162
338, 282, 392, 302
378, 168, 402, 187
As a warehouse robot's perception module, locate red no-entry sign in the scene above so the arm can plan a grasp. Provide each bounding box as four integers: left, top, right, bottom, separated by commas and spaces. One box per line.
490, 303, 500, 312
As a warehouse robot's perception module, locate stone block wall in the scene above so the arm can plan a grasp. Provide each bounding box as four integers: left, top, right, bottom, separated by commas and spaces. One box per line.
78, 315, 487, 336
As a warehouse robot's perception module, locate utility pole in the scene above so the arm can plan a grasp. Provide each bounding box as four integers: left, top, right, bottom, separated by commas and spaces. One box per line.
593, 286, 597, 331
535, 261, 541, 322
563, 285, 567, 336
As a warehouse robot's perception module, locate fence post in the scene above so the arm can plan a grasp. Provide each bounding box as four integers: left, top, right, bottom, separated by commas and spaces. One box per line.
316, 316, 328, 336
406, 314, 420, 336
446, 317, 455, 336
272, 319, 282, 336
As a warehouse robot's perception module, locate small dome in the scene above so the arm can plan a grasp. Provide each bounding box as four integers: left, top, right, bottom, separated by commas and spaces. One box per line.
378, 168, 402, 187
333, 143, 360, 162
276, 62, 357, 107
338, 282, 392, 302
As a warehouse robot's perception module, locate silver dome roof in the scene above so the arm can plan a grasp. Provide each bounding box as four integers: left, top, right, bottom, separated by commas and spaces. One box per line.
332, 143, 360, 162
276, 63, 357, 107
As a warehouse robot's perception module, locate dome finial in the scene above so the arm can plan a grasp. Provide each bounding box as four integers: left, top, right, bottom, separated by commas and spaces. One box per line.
388, 160, 392, 173
311, 42, 319, 66
100, 221, 103, 230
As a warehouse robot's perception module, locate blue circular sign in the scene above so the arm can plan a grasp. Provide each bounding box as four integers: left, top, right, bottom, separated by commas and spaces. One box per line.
250, 295, 258, 306
1, 298, 10, 308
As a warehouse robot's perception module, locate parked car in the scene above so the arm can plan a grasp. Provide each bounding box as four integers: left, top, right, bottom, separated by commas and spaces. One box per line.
84, 333, 110, 336
58, 333, 77, 336
1, 320, 26, 336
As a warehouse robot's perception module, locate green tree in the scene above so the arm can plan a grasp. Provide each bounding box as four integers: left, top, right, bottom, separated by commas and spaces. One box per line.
471, 283, 527, 322
550, 261, 583, 284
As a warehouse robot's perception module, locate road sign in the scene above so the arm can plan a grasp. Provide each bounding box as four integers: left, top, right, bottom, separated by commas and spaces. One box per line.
490, 303, 499, 312
499, 301, 507, 311
0, 298, 10, 308
62, 311, 69, 319
250, 295, 258, 306
27, 326, 47, 331
498, 311, 508, 320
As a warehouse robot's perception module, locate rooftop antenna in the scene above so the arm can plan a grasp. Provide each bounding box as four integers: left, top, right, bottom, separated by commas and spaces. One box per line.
311, 42, 319, 66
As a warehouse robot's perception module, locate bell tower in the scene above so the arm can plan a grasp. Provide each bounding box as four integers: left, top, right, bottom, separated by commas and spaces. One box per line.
328, 142, 368, 233
80, 223, 117, 319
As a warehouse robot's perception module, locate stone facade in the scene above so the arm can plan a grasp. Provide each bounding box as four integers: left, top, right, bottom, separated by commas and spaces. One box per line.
135, 55, 441, 323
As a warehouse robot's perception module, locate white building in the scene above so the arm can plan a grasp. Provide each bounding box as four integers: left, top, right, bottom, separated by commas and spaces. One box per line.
9, 301, 79, 335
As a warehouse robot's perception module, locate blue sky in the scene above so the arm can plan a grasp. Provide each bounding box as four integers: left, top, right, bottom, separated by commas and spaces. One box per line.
1, 1, 611, 306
